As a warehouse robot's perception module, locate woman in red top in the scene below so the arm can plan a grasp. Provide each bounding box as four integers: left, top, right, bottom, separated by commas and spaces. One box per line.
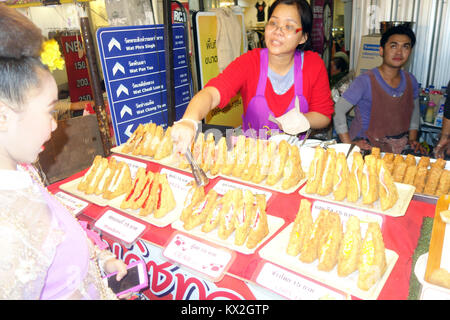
172, 0, 333, 153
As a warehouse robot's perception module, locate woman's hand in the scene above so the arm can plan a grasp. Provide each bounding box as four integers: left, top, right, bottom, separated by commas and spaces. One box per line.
353, 139, 372, 151
171, 119, 198, 154
434, 139, 450, 159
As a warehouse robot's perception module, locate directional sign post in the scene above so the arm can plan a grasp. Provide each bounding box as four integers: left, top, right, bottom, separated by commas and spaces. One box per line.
96, 24, 191, 146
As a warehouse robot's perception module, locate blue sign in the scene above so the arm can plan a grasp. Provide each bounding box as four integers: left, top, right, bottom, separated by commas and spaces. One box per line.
96, 24, 191, 146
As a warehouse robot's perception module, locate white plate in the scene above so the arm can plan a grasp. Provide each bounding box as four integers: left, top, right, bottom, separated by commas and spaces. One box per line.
259, 222, 398, 300
59, 177, 112, 207
414, 253, 450, 299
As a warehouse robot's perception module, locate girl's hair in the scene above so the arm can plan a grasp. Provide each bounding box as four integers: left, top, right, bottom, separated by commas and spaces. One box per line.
267, 0, 313, 51
0, 4, 48, 112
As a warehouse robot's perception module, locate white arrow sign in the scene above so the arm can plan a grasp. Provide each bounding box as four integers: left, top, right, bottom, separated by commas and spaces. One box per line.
124, 124, 134, 137
112, 62, 125, 76
108, 38, 121, 52
120, 105, 132, 118
116, 84, 129, 97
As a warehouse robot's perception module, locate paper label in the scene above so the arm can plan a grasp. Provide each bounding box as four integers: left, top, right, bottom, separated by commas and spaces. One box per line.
163, 233, 233, 281
213, 179, 272, 200
111, 155, 147, 179
256, 262, 347, 300
312, 200, 383, 234
95, 209, 146, 244
54, 191, 89, 216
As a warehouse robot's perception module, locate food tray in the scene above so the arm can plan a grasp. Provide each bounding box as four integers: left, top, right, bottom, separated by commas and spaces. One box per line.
171, 215, 285, 255
299, 182, 415, 217
59, 177, 111, 207
259, 222, 398, 300
108, 168, 195, 228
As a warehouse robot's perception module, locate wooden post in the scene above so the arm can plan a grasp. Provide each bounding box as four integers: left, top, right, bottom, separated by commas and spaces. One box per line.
163, 0, 176, 126
79, 16, 112, 157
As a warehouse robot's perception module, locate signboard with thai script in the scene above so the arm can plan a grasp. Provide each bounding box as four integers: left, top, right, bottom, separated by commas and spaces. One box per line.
96, 24, 191, 145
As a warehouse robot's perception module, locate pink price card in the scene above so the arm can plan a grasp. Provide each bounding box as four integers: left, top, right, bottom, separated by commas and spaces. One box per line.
163, 232, 236, 283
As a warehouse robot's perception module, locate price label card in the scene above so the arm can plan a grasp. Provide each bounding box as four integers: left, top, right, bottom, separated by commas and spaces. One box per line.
94, 209, 146, 245
213, 179, 272, 200
54, 191, 89, 216
312, 201, 383, 234
256, 262, 347, 300
111, 155, 147, 179
163, 232, 235, 282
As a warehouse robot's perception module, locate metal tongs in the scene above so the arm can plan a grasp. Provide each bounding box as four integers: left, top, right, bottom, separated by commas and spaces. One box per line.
185, 149, 209, 187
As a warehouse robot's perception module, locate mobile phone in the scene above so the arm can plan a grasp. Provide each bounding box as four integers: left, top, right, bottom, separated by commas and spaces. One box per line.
103, 260, 148, 296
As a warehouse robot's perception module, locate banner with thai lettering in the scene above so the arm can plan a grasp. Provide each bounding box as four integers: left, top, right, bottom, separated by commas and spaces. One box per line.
60, 35, 94, 102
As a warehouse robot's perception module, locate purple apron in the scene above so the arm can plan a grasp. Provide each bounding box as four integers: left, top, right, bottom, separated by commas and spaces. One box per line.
242, 48, 309, 138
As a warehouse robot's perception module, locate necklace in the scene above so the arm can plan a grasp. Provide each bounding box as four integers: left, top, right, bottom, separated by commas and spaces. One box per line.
18, 163, 117, 300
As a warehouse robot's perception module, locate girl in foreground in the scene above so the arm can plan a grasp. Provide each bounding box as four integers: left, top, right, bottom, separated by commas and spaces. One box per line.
0, 4, 127, 299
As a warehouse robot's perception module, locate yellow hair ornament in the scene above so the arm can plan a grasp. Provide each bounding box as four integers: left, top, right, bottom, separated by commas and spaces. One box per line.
40, 39, 65, 72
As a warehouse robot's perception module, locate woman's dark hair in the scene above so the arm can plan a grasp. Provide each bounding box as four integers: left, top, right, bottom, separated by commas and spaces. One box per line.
380, 25, 416, 49
267, 0, 313, 51
332, 57, 348, 73
0, 4, 47, 111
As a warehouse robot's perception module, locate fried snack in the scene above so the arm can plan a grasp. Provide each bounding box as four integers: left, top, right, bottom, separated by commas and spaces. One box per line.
337, 216, 362, 277
393, 154, 405, 166
153, 174, 176, 218
384, 161, 395, 175
201, 195, 224, 233
200, 132, 216, 173
85, 157, 109, 194
180, 184, 205, 222
221, 147, 236, 176
103, 161, 132, 200
333, 152, 350, 201
286, 199, 313, 256
154, 126, 173, 160
423, 167, 443, 196
382, 153, 395, 163
120, 167, 148, 210
392, 161, 407, 183
402, 165, 418, 185
136, 122, 157, 156
266, 140, 290, 186
192, 132, 205, 165
378, 159, 399, 211
357, 222, 387, 291
435, 170, 450, 197
405, 154, 417, 167
147, 125, 164, 158
429, 268, 450, 289
282, 144, 305, 190
184, 189, 218, 231
78, 155, 103, 192
317, 212, 342, 272
431, 158, 446, 169
317, 148, 337, 196
241, 138, 258, 181
231, 135, 248, 178
361, 155, 379, 205
218, 189, 242, 240
246, 194, 269, 249
210, 137, 227, 176
413, 166, 428, 194
371, 147, 381, 159
417, 156, 430, 168
252, 140, 277, 184
234, 190, 255, 246
121, 124, 145, 153
347, 151, 364, 203
305, 147, 327, 194
299, 210, 330, 263
95, 157, 118, 195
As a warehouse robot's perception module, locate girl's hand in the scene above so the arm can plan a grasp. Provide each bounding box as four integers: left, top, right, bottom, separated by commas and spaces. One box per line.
103, 258, 132, 299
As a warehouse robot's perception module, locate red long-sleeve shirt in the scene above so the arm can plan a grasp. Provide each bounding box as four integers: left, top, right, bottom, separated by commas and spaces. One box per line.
205, 48, 334, 119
